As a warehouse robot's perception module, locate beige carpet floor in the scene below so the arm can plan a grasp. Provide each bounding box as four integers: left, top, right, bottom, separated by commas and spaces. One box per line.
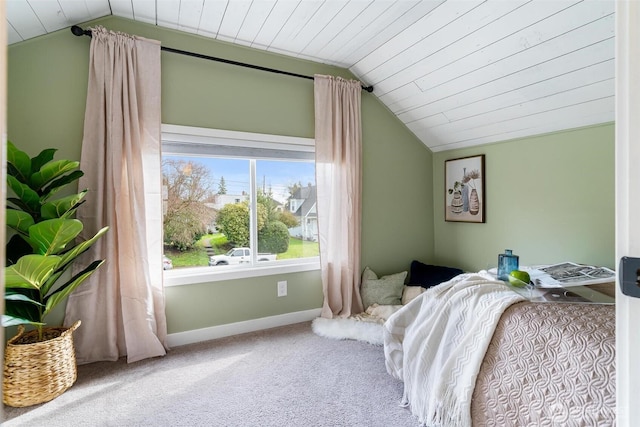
2, 321, 420, 427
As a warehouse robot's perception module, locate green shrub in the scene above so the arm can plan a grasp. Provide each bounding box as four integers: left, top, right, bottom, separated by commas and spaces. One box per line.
216, 202, 268, 246
216, 203, 250, 246
258, 221, 290, 254
276, 210, 299, 228
163, 209, 207, 251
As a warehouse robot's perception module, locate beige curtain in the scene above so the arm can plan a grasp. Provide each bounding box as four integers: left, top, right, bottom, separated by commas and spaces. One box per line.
314, 75, 364, 319
64, 26, 168, 364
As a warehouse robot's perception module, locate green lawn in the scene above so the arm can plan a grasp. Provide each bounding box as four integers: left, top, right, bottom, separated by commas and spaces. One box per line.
197, 233, 231, 254
277, 237, 319, 259
165, 234, 319, 268
164, 247, 209, 268
165, 233, 229, 268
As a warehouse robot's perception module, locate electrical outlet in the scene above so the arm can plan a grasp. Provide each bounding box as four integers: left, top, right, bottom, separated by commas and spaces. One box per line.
277, 281, 287, 297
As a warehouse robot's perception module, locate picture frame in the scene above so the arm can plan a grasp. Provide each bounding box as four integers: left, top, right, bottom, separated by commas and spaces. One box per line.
445, 154, 485, 223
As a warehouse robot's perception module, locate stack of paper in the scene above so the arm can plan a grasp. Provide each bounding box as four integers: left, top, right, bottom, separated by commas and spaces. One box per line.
525, 262, 615, 288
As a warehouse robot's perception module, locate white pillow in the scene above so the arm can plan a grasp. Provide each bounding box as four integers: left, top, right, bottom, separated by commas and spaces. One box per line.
402, 285, 424, 305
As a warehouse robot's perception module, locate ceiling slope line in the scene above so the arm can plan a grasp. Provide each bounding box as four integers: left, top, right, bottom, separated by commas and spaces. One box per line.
368, 0, 586, 93
244, 1, 278, 48
424, 78, 615, 133
268, 1, 323, 51
389, 35, 614, 117
349, 0, 448, 71
356, 0, 485, 83
338, 0, 443, 67
390, 36, 614, 116
412, 12, 614, 96
251, 1, 298, 51
364, 0, 533, 87
402, 59, 614, 125
311, 1, 394, 65
429, 96, 614, 142
428, 112, 615, 152
297, 1, 352, 57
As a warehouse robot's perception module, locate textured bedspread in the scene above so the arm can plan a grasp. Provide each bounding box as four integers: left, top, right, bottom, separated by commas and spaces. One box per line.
471, 301, 616, 427
384, 273, 525, 426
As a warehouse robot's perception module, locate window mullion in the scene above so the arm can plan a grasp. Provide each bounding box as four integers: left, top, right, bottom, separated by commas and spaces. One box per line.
249, 159, 258, 266
161, 125, 319, 278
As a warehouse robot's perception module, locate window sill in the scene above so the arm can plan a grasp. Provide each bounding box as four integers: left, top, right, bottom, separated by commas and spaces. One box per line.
163, 258, 321, 287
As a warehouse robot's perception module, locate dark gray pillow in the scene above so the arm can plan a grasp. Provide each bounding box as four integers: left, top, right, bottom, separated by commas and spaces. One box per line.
410, 260, 463, 289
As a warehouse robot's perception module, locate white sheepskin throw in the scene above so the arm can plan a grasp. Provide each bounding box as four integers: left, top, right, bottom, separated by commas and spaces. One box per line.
311, 317, 384, 346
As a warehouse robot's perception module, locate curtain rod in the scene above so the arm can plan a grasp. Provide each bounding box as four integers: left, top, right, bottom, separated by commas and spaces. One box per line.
70, 25, 374, 93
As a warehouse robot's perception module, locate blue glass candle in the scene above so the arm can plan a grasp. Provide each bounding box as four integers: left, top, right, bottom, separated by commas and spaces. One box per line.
497, 249, 519, 280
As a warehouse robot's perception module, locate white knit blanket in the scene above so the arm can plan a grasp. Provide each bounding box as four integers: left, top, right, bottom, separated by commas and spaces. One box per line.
383, 272, 525, 427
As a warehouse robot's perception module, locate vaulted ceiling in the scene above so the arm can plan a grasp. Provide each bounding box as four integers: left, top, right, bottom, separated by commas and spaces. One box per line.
6, 0, 615, 152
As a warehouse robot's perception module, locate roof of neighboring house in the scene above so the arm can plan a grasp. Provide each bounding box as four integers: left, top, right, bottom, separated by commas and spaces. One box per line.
291, 185, 317, 219
264, 196, 284, 208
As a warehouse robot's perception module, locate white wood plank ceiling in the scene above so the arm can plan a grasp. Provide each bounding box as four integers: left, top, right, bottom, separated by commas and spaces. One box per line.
6, 0, 615, 152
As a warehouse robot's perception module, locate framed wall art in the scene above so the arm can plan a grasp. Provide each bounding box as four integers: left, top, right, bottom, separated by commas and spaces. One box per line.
445, 154, 485, 223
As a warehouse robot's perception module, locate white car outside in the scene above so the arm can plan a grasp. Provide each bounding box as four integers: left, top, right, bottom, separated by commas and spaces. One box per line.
209, 248, 276, 266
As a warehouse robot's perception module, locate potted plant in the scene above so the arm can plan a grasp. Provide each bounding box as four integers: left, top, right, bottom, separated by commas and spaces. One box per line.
3, 141, 108, 407
447, 180, 465, 196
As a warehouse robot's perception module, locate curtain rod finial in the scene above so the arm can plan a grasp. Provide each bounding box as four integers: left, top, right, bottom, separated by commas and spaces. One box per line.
71, 25, 89, 37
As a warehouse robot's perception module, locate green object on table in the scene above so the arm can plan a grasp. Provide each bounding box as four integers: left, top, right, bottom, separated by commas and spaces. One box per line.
508, 270, 530, 288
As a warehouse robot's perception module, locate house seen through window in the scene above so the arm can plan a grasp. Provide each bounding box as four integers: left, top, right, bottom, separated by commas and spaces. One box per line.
161, 125, 318, 274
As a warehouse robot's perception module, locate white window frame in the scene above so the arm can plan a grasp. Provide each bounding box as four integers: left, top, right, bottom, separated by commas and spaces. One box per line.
161, 124, 320, 287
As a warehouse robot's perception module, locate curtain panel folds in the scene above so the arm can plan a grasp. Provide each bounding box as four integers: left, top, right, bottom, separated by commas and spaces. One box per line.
64, 26, 168, 363
314, 75, 364, 319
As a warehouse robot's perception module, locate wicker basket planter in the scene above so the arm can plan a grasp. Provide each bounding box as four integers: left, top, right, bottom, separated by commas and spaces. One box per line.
3, 321, 81, 407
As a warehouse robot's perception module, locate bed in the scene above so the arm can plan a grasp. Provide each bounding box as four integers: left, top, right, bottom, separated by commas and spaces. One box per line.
383, 272, 615, 427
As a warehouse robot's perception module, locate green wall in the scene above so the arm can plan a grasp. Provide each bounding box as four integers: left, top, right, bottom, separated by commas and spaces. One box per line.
5, 15, 616, 336
432, 123, 615, 272
7, 17, 433, 334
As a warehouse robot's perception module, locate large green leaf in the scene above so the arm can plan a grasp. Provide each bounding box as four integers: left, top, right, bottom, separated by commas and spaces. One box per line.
27, 218, 83, 255
30, 148, 57, 175
5, 254, 61, 290
7, 175, 40, 214
41, 190, 87, 219
43, 259, 104, 317
58, 199, 86, 220
2, 314, 44, 328
6, 141, 32, 183
6, 209, 34, 234
40, 226, 109, 296
30, 159, 79, 191
4, 289, 42, 326
58, 226, 108, 265
5, 290, 44, 305
41, 171, 84, 201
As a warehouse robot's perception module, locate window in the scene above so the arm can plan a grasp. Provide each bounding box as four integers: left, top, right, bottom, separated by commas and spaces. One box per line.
161, 125, 319, 285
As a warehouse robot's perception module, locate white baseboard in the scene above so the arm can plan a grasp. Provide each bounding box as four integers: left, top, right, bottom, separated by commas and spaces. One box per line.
167, 308, 322, 347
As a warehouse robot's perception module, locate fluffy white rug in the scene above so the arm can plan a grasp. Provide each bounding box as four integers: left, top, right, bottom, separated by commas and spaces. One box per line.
311, 317, 384, 346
